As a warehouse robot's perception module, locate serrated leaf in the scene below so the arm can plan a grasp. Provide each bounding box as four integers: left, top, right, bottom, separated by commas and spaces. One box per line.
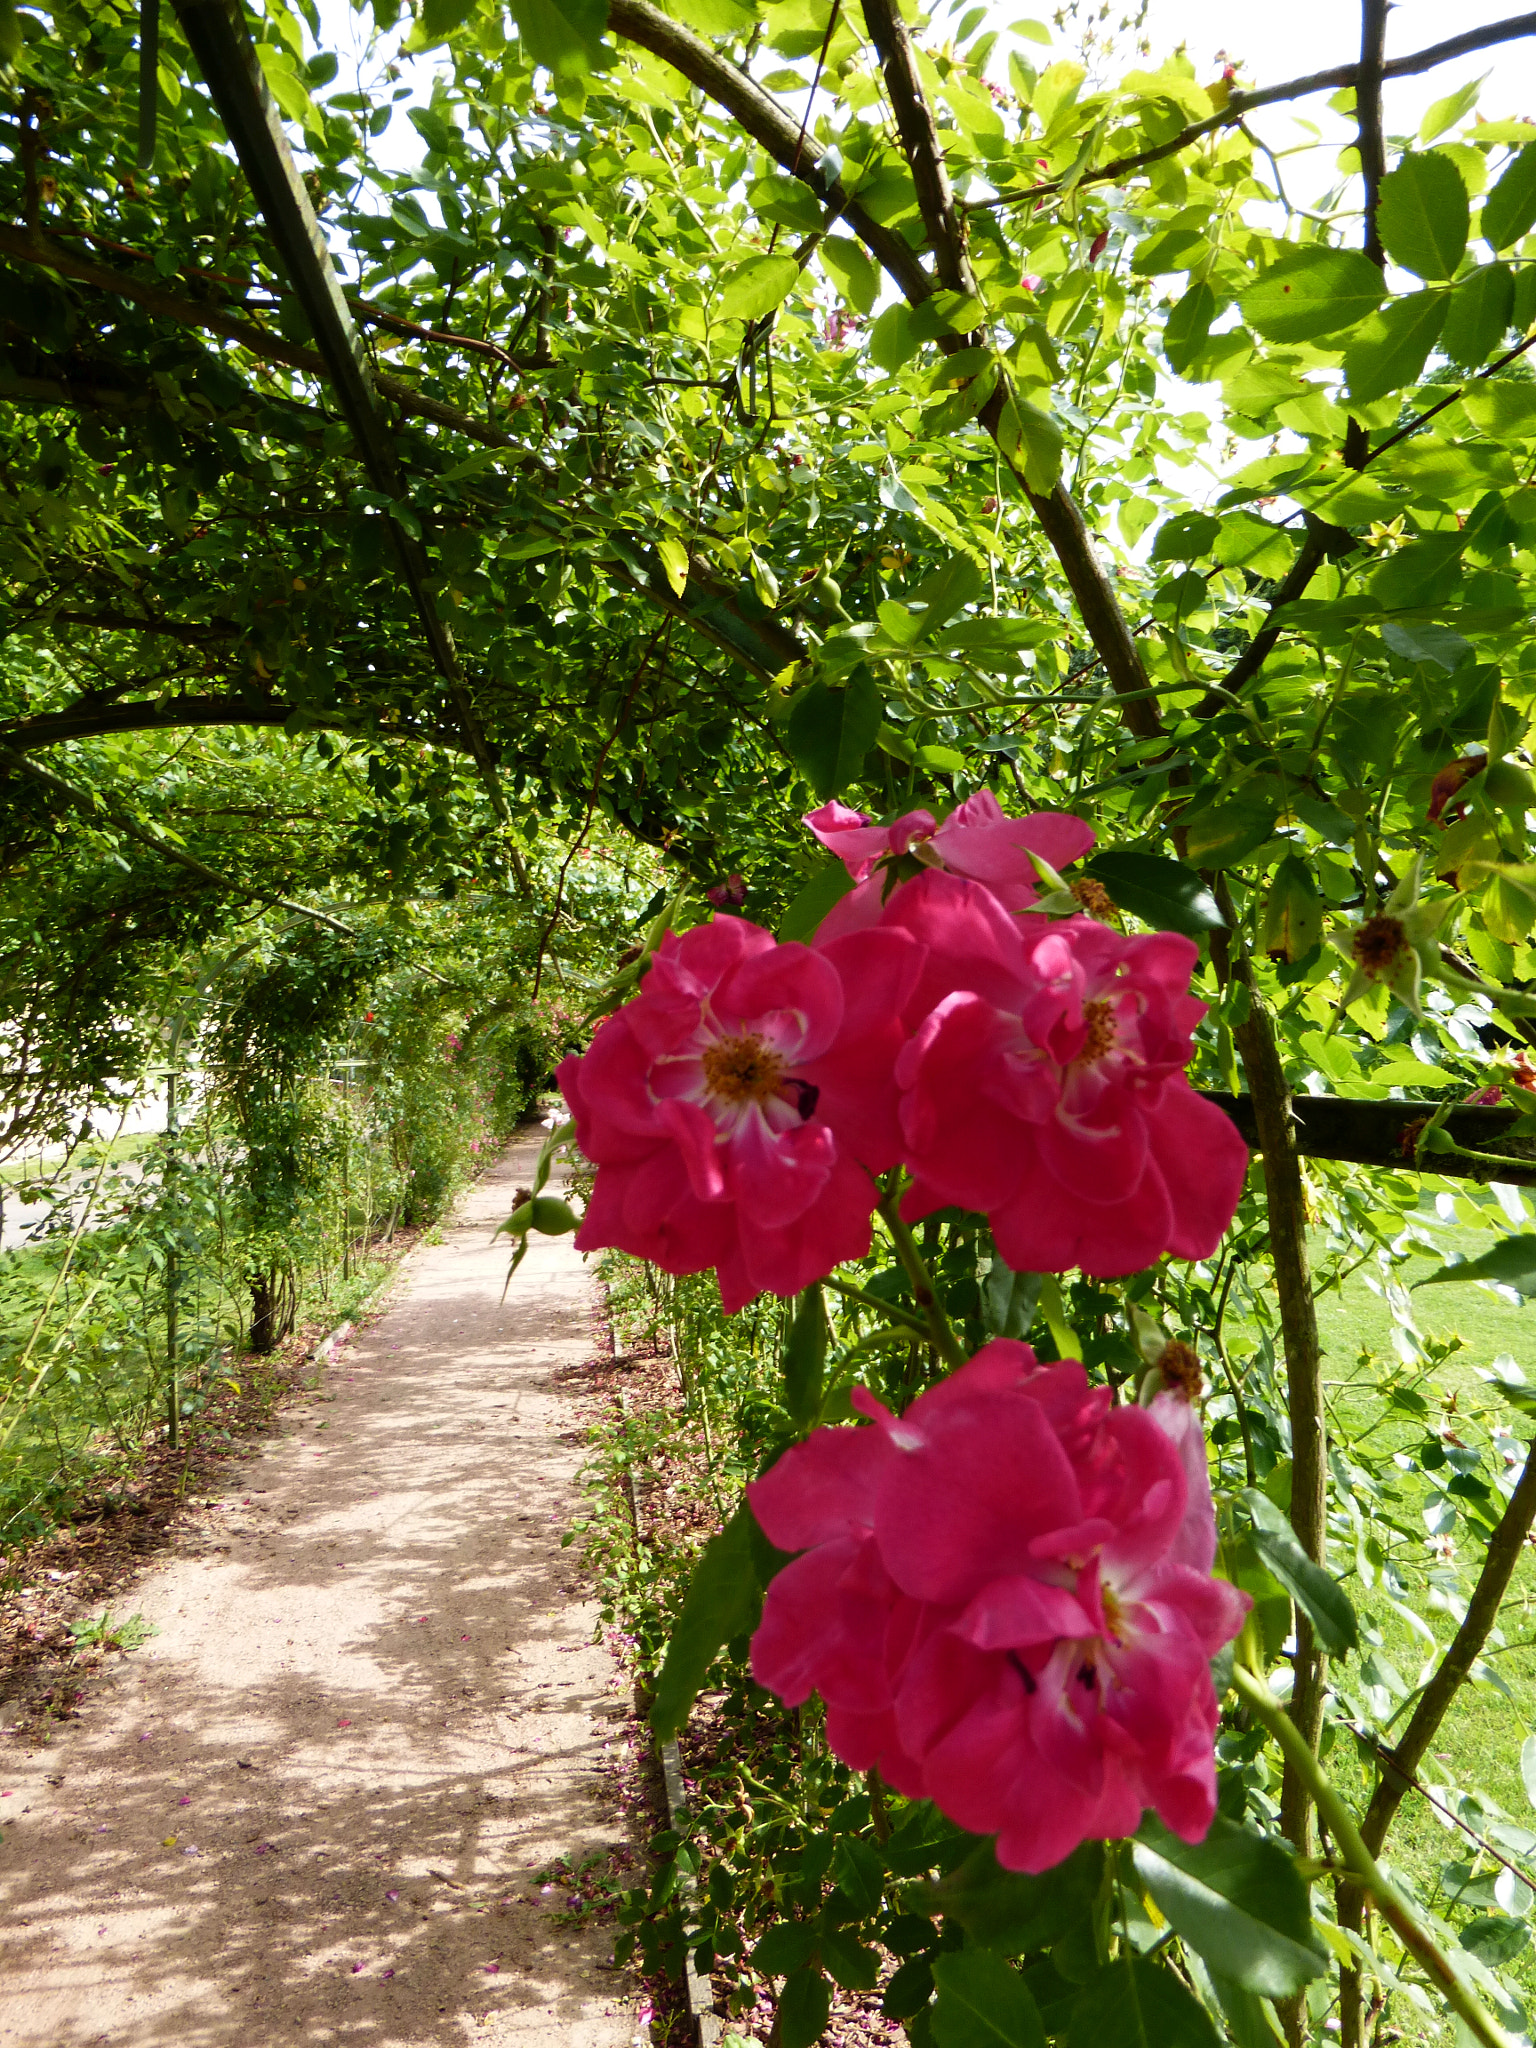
997, 392, 1063, 494
650, 1502, 764, 1738
1180, 803, 1280, 871
506, 0, 608, 76
1241, 246, 1385, 343
1241, 1490, 1358, 1654
717, 253, 800, 323
776, 1965, 831, 2048
830, 1835, 886, 1918
1344, 290, 1448, 405
1416, 1233, 1536, 1294
925, 1839, 1100, 1954
1442, 263, 1515, 368
786, 670, 882, 800
1132, 1816, 1329, 1997
1082, 851, 1225, 935
1067, 1959, 1220, 2048
752, 1920, 819, 1974
1378, 152, 1470, 279
932, 1948, 1046, 2048
1483, 145, 1536, 250
1380, 618, 1472, 670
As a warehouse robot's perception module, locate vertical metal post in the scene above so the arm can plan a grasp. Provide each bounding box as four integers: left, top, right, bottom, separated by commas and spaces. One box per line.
165, 1063, 179, 1448
341, 1064, 351, 1283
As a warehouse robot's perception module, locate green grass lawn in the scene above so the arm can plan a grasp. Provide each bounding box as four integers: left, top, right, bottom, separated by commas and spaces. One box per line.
1302, 1183, 1536, 2038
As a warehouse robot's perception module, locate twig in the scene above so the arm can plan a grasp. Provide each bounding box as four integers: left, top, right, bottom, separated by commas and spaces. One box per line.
967, 12, 1536, 212
1233, 1666, 1514, 2048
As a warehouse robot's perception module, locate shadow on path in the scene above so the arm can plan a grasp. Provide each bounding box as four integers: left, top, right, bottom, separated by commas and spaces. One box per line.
0, 1135, 641, 2048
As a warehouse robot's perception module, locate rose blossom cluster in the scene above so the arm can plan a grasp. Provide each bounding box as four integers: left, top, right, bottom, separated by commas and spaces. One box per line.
557, 789, 1248, 1308
748, 1342, 1250, 1869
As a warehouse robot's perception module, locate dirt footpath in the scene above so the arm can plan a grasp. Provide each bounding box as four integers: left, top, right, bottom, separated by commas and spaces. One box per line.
0, 1134, 642, 2048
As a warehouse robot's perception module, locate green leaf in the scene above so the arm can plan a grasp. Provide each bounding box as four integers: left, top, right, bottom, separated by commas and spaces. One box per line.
1261, 852, 1323, 964
1519, 1732, 1536, 1811
786, 670, 882, 799
925, 1839, 1100, 1955
1068, 1960, 1220, 2048
1343, 291, 1448, 405
996, 393, 1064, 494
830, 1835, 886, 1918
777, 1965, 831, 2048
1422, 77, 1485, 144
1483, 145, 1536, 250
1082, 851, 1225, 936
983, 1257, 1044, 1341
255, 43, 318, 128
752, 1921, 819, 1974
1442, 263, 1514, 368
779, 859, 856, 942
1380, 618, 1472, 670
655, 536, 688, 598
820, 1926, 882, 1991
1215, 512, 1293, 579
869, 302, 920, 374
1163, 281, 1218, 375
749, 172, 825, 236
1131, 1816, 1329, 1997
1150, 511, 1220, 562
717, 253, 800, 322
1462, 1915, 1530, 1966
1416, 1233, 1536, 1294
932, 1949, 1046, 2048
1377, 152, 1470, 279
1180, 803, 1280, 871
781, 1283, 826, 1430
1241, 246, 1385, 343
650, 1502, 764, 1737
506, 0, 608, 77
1240, 1489, 1359, 1655
820, 234, 880, 316
902, 553, 986, 633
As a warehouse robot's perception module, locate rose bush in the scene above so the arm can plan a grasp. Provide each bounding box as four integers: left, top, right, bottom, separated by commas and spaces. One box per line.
747, 1342, 1249, 1871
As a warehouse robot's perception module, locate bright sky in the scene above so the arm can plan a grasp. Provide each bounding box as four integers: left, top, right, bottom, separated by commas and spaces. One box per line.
312, 0, 1536, 192
1142, 0, 1536, 179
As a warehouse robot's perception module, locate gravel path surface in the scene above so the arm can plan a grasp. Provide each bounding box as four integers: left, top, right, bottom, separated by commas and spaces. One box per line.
0, 1135, 641, 2048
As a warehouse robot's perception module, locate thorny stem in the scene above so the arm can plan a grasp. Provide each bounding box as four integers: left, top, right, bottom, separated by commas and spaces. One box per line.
822, 1275, 929, 1337
1232, 1666, 1514, 2048
875, 1194, 967, 1372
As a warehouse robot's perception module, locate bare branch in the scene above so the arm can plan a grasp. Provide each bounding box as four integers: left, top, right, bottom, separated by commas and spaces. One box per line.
969, 10, 1536, 212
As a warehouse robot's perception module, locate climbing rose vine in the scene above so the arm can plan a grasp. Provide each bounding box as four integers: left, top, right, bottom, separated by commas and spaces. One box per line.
746, 1344, 1250, 1871
555, 795, 1251, 1870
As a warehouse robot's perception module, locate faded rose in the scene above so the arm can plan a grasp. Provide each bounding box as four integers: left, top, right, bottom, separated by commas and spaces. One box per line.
557, 916, 919, 1313
805, 789, 1095, 941
748, 1344, 1248, 1871
884, 871, 1248, 1275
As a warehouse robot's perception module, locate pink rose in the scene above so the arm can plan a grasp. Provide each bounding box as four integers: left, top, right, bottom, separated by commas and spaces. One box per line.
558, 916, 920, 1313
883, 871, 1248, 1276
748, 1344, 1248, 1870
805, 790, 1095, 941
